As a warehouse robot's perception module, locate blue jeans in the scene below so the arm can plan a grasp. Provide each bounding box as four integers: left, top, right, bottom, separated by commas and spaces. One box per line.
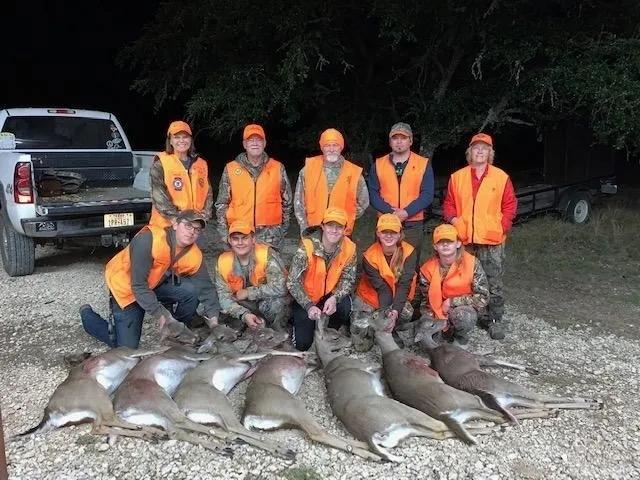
81, 276, 199, 348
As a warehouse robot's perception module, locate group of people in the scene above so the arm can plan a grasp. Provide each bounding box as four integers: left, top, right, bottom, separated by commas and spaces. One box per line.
80, 120, 517, 351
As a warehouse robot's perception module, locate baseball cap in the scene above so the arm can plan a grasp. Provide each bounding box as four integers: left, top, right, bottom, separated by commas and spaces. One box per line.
176, 209, 206, 228
389, 122, 413, 138
376, 213, 402, 233
433, 224, 459, 243
322, 207, 348, 226
319, 128, 345, 149
469, 133, 493, 147
228, 220, 254, 235
167, 120, 192, 136
243, 124, 265, 141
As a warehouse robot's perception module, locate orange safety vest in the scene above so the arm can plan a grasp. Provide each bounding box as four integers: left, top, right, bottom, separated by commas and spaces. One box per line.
105, 226, 203, 309
375, 152, 429, 221
225, 159, 283, 228
303, 156, 362, 235
449, 165, 509, 245
149, 152, 210, 228
355, 241, 417, 308
302, 237, 356, 304
420, 250, 476, 320
216, 243, 269, 293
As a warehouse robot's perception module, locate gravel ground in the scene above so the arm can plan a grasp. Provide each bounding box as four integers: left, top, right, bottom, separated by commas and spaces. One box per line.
1, 228, 639, 480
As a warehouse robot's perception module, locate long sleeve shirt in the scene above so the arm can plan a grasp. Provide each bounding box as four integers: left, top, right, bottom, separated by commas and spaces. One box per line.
442, 165, 518, 233
129, 229, 220, 319
361, 248, 417, 312
368, 155, 435, 218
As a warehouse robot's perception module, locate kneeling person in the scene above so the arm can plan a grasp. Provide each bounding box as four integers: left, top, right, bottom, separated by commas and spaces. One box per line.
287, 207, 357, 351
215, 220, 291, 331
80, 210, 220, 348
419, 224, 489, 346
351, 214, 417, 351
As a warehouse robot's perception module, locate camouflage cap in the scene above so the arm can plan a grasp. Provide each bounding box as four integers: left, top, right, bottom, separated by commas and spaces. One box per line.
176, 209, 206, 228
389, 122, 413, 138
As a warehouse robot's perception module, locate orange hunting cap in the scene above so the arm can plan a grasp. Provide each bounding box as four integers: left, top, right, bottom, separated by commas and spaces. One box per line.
243, 124, 265, 141
376, 213, 402, 233
228, 220, 255, 235
322, 207, 348, 226
167, 120, 192, 136
319, 128, 345, 149
433, 224, 459, 243
469, 132, 493, 147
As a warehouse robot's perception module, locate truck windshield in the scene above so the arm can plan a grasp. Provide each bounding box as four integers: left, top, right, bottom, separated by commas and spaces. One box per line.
1, 116, 126, 150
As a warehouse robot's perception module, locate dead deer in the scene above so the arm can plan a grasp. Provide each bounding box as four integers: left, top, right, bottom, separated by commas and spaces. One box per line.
414, 320, 604, 420
196, 324, 240, 354
241, 354, 382, 461
107, 347, 235, 454
174, 351, 303, 459
313, 323, 495, 462
11, 347, 168, 441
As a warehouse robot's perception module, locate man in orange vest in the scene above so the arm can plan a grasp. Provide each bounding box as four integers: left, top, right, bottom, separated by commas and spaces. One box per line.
214, 220, 291, 332
79, 210, 220, 348
368, 122, 434, 259
293, 128, 369, 236
215, 124, 292, 249
418, 224, 490, 347
287, 207, 357, 351
149, 121, 213, 229
442, 133, 518, 340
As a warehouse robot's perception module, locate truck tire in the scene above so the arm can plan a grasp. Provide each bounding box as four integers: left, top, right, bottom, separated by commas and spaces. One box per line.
1, 209, 36, 276
564, 192, 592, 224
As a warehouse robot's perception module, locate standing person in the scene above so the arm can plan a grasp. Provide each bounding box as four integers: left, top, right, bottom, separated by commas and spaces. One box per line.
351, 214, 418, 352
442, 133, 517, 340
293, 128, 369, 236
215, 220, 291, 332
368, 122, 434, 260
149, 120, 213, 228
287, 207, 357, 351
419, 224, 489, 347
79, 210, 220, 348
215, 124, 293, 249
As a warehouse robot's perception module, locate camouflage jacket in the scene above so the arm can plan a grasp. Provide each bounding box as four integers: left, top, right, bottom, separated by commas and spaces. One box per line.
418, 253, 490, 313
214, 153, 293, 245
293, 156, 369, 231
214, 245, 288, 319
286, 226, 357, 311
149, 154, 214, 221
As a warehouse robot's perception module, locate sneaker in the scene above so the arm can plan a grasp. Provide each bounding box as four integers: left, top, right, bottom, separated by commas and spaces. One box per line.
78, 304, 95, 319
488, 322, 505, 340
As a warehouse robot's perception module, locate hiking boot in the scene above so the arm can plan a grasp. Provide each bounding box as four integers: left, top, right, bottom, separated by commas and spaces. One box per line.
488, 322, 505, 340
78, 304, 95, 320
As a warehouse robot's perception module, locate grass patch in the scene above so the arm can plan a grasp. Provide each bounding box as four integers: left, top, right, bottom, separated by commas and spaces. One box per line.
281, 466, 323, 480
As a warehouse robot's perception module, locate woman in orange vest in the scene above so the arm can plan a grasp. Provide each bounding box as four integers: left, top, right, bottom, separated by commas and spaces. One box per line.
351, 213, 417, 351
79, 210, 220, 348
286, 207, 357, 351
418, 224, 490, 346
148, 120, 213, 230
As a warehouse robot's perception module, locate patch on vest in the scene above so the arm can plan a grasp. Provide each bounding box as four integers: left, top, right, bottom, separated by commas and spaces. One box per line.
198, 178, 205, 187
173, 177, 184, 190
234, 167, 242, 176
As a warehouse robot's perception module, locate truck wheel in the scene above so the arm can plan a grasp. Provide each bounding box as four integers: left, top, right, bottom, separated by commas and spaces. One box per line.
564, 192, 592, 224
0, 209, 35, 276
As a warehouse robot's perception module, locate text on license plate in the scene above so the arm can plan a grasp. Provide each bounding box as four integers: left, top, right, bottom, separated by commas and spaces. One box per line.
104, 213, 135, 228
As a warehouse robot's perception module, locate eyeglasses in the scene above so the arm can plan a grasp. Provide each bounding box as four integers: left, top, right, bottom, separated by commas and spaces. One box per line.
181, 222, 203, 234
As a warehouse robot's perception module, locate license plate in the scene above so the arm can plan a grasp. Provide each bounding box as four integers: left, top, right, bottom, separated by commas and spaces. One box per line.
104, 212, 134, 228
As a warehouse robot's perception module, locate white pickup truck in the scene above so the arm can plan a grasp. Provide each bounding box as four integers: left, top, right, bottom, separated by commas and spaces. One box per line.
0, 107, 155, 276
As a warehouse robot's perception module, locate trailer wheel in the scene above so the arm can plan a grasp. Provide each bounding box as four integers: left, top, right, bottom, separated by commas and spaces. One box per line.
564, 192, 592, 224
0, 209, 35, 276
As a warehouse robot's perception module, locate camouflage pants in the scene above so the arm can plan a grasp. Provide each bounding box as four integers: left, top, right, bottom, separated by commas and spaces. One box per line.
350, 296, 414, 352
466, 243, 505, 323
221, 296, 291, 332
255, 226, 285, 250
447, 306, 477, 337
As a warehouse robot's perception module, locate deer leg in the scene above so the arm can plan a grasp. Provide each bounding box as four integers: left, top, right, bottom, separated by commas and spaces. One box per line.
168, 427, 234, 456
539, 397, 603, 410
305, 429, 383, 462
511, 408, 557, 420
92, 423, 167, 442
478, 357, 540, 375
226, 427, 296, 460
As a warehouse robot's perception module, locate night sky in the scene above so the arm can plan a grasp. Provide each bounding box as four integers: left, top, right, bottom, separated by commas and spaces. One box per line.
2, 0, 180, 151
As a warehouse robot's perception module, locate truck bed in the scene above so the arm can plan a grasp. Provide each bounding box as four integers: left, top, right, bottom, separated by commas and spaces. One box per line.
36, 185, 151, 216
